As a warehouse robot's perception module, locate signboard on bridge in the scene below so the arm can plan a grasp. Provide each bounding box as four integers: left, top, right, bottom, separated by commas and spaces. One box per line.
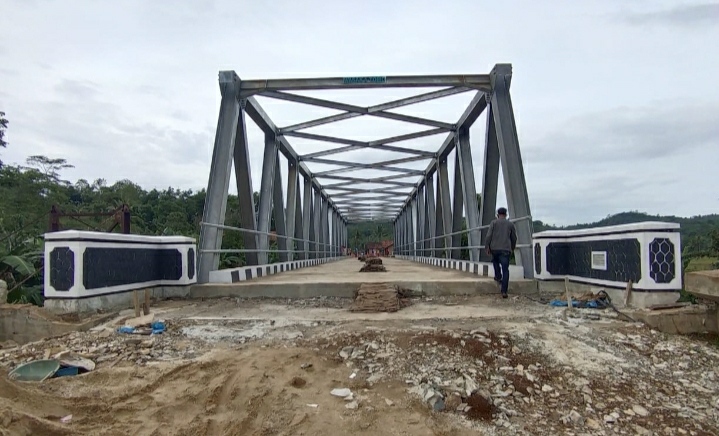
342, 76, 387, 85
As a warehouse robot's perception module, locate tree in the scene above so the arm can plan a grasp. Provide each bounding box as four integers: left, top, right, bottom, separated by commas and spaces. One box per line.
24, 155, 74, 185
711, 230, 719, 257
0, 111, 8, 168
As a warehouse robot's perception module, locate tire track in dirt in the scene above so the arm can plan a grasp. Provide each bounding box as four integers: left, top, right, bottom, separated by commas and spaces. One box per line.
205, 364, 243, 435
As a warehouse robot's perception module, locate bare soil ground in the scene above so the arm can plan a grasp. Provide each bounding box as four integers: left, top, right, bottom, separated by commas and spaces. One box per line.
1, 295, 718, 435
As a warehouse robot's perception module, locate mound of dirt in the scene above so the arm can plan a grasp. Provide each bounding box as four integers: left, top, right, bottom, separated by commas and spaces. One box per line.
365, 258, 382, 266
350, 284, 410, 313
359, 264, 386, 272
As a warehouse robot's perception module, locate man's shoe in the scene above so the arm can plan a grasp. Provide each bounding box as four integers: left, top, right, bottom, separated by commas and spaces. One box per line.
493, 277, 502, 283
501, 292, 508, 299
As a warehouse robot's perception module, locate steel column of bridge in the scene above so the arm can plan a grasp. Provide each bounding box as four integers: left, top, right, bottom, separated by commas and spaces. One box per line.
285, 159, 299, 261
313, 187, 322, 259
302, 176, 313, 260
456, 129, 482, 262
197, 72, 240, 283
425, 174, 437, 258
199, 65, 532, 283
479, 100, 500, 263
450, 149, 465, 260
490, 65, 534, 278
437, 156, 452, 257
256, 132, 275, 265
416, 185, 425, 257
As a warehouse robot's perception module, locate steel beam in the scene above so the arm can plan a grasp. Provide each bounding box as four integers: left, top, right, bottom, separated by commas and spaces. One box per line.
241, 75, 491, 92
425, 174, 437, 257
313, 187, 322, 259
418, 185, 426, 257
293, 172, 304, 260
266, 90, 454, 131
305, 155, 430, 171
479, 102, 500, 262
285, 160, 299, 261
398, 91, 488, 213
322, 179, 416, 189
279, 88, 471, 133
490, 64, 534, 278
457, 129, 481, 262
451, 149, 464, 260
272, 153, 288, 262
198, 72, 240, 283
437, 156, 452, 257
233, 105, 260, 266
257, 132, 278, 265
321, 197, 329, 258
368, 87, 472, 112
313, 165, 423, 177
298, 130, 438, 159
244, 96, 341, 215
434, 169, 445, 257
410, 195, 417, 257
303, 178, 313, 259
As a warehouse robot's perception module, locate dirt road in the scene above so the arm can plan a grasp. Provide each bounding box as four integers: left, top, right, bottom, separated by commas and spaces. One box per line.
1, 295, 718, 435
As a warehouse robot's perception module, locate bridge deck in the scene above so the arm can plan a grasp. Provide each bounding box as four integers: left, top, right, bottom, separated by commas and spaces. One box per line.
191, 257, 536, 299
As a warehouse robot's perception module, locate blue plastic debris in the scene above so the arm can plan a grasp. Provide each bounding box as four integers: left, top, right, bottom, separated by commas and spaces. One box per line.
549, 292, 610, 309
151, 321, 166, 335
117, 326, 135, 334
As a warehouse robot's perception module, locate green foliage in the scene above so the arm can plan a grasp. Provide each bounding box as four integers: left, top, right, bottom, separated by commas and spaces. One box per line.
0, 255, 35, 276
0, 111, 7, 166
347, 221, 392, 251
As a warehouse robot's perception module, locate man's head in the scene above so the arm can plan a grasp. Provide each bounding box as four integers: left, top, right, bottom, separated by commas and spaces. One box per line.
497, 207, 508, 218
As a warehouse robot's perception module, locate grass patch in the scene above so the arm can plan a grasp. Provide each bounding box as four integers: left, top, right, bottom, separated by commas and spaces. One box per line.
685, 256, 719, 273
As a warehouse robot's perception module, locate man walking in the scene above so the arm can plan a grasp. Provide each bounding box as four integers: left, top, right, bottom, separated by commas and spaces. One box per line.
484, 207, 517, 298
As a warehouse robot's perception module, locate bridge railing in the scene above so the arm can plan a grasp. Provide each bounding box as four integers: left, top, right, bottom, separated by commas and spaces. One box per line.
393, 215, 533, 255
199, 222, 344, 258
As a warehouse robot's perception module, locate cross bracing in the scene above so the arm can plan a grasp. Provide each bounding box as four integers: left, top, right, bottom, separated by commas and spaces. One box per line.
197, 64, 533, 283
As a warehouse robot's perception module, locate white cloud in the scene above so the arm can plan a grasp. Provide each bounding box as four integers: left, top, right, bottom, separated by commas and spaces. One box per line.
0, 0, 717, 226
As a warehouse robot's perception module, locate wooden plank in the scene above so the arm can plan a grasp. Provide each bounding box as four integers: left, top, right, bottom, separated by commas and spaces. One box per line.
133, 290, 140, 317
648, 302, 691, 311
143, 289, 151, 316
624, 280, 633, 307
565, 276, 573, 311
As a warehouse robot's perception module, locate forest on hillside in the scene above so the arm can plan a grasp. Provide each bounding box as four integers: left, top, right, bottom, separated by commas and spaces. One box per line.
1, 112, 718, 306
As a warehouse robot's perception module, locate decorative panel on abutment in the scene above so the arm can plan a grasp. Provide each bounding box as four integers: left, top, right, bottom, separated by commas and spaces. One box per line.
44, 230, 197, 300
532, 222, 681, 292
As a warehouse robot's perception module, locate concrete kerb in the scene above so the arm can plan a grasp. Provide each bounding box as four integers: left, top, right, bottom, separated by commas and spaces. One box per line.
190, 279, 538, 300
191, 257, 539, 300
43, 286, 190, 315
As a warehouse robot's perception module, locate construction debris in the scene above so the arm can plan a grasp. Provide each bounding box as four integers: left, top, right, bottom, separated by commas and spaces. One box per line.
349, 283, 411, 312
365, 257, 383, 266
359, 263, 387, 272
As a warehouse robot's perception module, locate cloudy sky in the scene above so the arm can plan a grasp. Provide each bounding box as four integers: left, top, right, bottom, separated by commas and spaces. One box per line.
1, 0, 717, 226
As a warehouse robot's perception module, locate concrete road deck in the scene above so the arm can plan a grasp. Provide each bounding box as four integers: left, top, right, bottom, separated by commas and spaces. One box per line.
191, 257, 537, 299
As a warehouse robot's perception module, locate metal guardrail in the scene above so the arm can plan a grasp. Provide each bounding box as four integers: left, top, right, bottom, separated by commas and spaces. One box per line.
394, 215, 532, 251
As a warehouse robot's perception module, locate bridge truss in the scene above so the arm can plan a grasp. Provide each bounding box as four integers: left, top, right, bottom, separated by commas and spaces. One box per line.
197, 63, 533, 283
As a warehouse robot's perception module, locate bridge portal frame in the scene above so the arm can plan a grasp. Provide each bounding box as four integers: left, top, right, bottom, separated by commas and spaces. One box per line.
197, 64, 534, 283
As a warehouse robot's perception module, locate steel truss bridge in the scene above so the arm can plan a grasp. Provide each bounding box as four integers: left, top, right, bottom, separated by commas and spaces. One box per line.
197, 63, 533, 283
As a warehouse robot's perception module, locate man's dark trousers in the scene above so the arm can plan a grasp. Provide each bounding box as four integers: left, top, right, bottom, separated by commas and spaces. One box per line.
491, 250, 511, 295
